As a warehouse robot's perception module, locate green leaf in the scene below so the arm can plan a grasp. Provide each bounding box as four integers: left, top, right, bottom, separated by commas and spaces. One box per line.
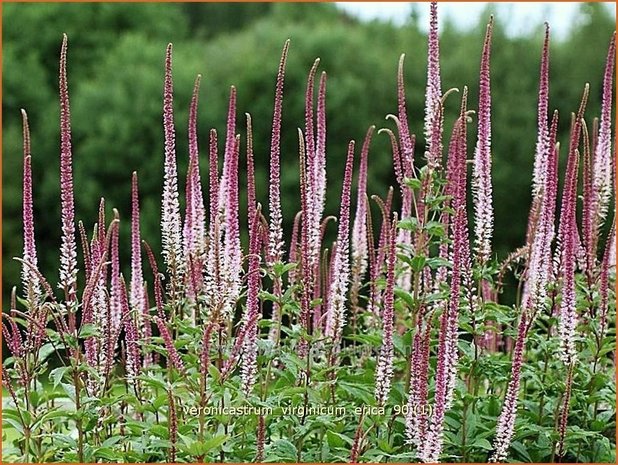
410, 255, 426, 272
404, 177, 422, 190
200, 434, 229, 455
474, 438, 493, 450
49, 366, 71, 388
267, 439, 298, 462
510, 440, 532, 462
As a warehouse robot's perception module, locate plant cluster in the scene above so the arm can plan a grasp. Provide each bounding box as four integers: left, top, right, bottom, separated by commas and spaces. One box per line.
2, 4, 616, 463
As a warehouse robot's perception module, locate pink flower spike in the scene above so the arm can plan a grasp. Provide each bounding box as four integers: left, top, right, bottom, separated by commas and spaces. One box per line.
209, 128, 220, 230
58, 34, 78, 312
397, 54, 414, 170
599, 223, 615, 338
375, 214, 397, 407
155, 316, 185, 372
184, 74, 206, 260
144, 240, 165, 321
142, 281, 153, 367
593, 32, 616, 225
324, 141, 355, 341
305, 58, 320, 193
555, 86, 589, 277
531, 23, 551, 199
310, 71, 328, 275
557, 142, 581, 365
421, 88, 469, 463
268, 40, 290, 266
351, 126, 375, 301
110, 210, 122, 335
20, 109, 41, 305
246, 113, 257, 225
523, 111, 560, 315
161, 43, 184, 280
219, 86, 237, 212
223, 134, 242, 310
130, 172, 145, 313
489, 312, 528, 462
241, 205, 264, 395
424, 1, 442, 159
120, 278, 140, 385
472, 17, 494, 266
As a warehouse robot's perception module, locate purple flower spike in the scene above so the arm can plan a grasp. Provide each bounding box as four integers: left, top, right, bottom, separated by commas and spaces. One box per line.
268, 40, 290, 266
184, 75, 206, 303
593, 32, 616, 226
161, 43, 184, 282
130, 172, 145, 313
523, 111, 560, 314
397, 55, 414, 170
209, 128, 220, 231
489, 312, 528, 463
121, 278, 141, 385
421, 88, 469, 463
58, 34, 78, 313
375, 214, 397, 407
558, 115, 585, 365
219, 86, 237, 213
20, 109, 41, 305
351, 126, 375, 302
555, 86, 589, 277
311, 72, 328, 274
599, 223, 615, 338
241, 205, 264, 395
205, 128, 223, 309
531, 23, 551, 200
246, 113, 257, 223
144, 240, 165, 321
184, 75, 206, 260
110, 210, 122, 335
472, 17, 494, 266
155, 316, 186, 372
223, 134, 242, 312
324, 141, 355, 341
424, 1, 442, 160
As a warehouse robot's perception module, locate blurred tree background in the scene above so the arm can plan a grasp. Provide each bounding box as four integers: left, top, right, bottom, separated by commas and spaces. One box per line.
2, 2, 615, 306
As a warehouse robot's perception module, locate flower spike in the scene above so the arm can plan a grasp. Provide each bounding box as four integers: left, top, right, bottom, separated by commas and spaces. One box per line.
592, 32, 616, 226
59, 34, 78, 317
375, 213, 397, 406
324, 141, 355, 341
424, 1, 442, 159
161, 43, 184, 284
472, 17, 494, 265
268, 40, 290, 266
130, 172, 145, 313
21, 109, 41, 306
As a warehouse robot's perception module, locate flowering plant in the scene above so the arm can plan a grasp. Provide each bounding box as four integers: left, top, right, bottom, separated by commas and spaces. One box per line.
2, 3, 615, 463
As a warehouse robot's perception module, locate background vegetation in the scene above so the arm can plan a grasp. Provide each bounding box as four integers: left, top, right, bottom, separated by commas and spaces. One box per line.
2, 2, 615, 306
